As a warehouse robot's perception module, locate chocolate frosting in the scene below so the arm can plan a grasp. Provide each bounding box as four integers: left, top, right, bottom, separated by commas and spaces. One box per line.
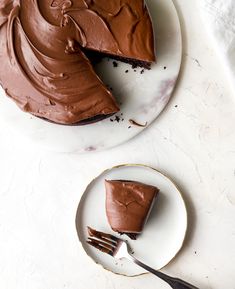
0, 0, 155, 124
105, 180, 159, 234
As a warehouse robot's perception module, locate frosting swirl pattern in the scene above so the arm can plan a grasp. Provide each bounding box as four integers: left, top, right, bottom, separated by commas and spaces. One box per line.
0, 0, 155, 124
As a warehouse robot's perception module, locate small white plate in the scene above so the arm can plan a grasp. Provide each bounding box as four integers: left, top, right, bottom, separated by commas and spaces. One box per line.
0, 0, 182, 153
76, 164, 187, 276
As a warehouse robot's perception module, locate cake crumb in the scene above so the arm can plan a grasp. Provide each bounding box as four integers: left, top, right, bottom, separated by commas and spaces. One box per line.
164, 66, 167, 70
134, 70, 137, 72
140, 69, 144, 74
113, 61, 118, 67
175, 105, 178, 108
194, 251, 197, 254
125, 70, 129, 73
110, 115, 121, 123
128, 126, 131, 129
115, 115, 120, 122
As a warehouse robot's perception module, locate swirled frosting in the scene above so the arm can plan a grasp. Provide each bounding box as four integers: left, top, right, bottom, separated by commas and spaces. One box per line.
0, 0, 155, 124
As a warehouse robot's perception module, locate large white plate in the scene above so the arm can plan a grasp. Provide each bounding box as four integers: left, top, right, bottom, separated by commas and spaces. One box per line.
76, 164, 187, 276
0, 0, 182, 153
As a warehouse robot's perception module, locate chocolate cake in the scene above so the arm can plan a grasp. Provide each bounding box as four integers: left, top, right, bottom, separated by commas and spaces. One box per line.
105, 180, 159, 239
0, 0, 155, 125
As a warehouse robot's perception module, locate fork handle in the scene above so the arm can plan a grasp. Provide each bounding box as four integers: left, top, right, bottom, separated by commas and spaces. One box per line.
129, 256, 199, 289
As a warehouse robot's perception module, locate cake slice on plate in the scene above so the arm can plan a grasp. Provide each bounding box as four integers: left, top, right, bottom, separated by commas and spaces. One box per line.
105, 180, 159, 239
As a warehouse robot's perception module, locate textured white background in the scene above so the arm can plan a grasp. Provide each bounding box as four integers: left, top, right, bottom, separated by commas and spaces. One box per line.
0, 0, 235, 288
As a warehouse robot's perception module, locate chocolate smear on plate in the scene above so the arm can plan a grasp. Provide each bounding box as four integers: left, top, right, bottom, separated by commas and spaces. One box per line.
129, 119, 147, 127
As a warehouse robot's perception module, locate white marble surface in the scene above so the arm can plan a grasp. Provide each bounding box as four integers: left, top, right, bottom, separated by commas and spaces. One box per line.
0, 0, 235, 288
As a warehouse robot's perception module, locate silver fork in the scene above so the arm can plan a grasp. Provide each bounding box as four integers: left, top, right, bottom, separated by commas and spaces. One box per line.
87, 227, 199, 289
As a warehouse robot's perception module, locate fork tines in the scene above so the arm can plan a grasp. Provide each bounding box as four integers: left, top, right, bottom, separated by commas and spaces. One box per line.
86, 227, 119, 256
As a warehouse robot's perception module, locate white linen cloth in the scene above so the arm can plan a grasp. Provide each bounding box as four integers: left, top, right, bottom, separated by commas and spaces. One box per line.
200, 0, 235, 89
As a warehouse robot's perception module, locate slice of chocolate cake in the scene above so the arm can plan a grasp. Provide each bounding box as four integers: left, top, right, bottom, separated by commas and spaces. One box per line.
105, 180, 159, 240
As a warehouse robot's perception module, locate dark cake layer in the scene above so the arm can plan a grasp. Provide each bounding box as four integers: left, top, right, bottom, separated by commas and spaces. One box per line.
36, 113, 115, 126
85, 50, 152, 70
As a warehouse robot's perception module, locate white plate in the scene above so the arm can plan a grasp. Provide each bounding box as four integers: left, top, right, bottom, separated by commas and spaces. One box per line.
76, 164, 187, 276
0, 0, 182, 153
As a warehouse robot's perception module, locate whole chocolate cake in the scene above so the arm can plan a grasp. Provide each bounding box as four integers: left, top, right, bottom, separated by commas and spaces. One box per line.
0, 0, 155, 125
105, 180, 159, 239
